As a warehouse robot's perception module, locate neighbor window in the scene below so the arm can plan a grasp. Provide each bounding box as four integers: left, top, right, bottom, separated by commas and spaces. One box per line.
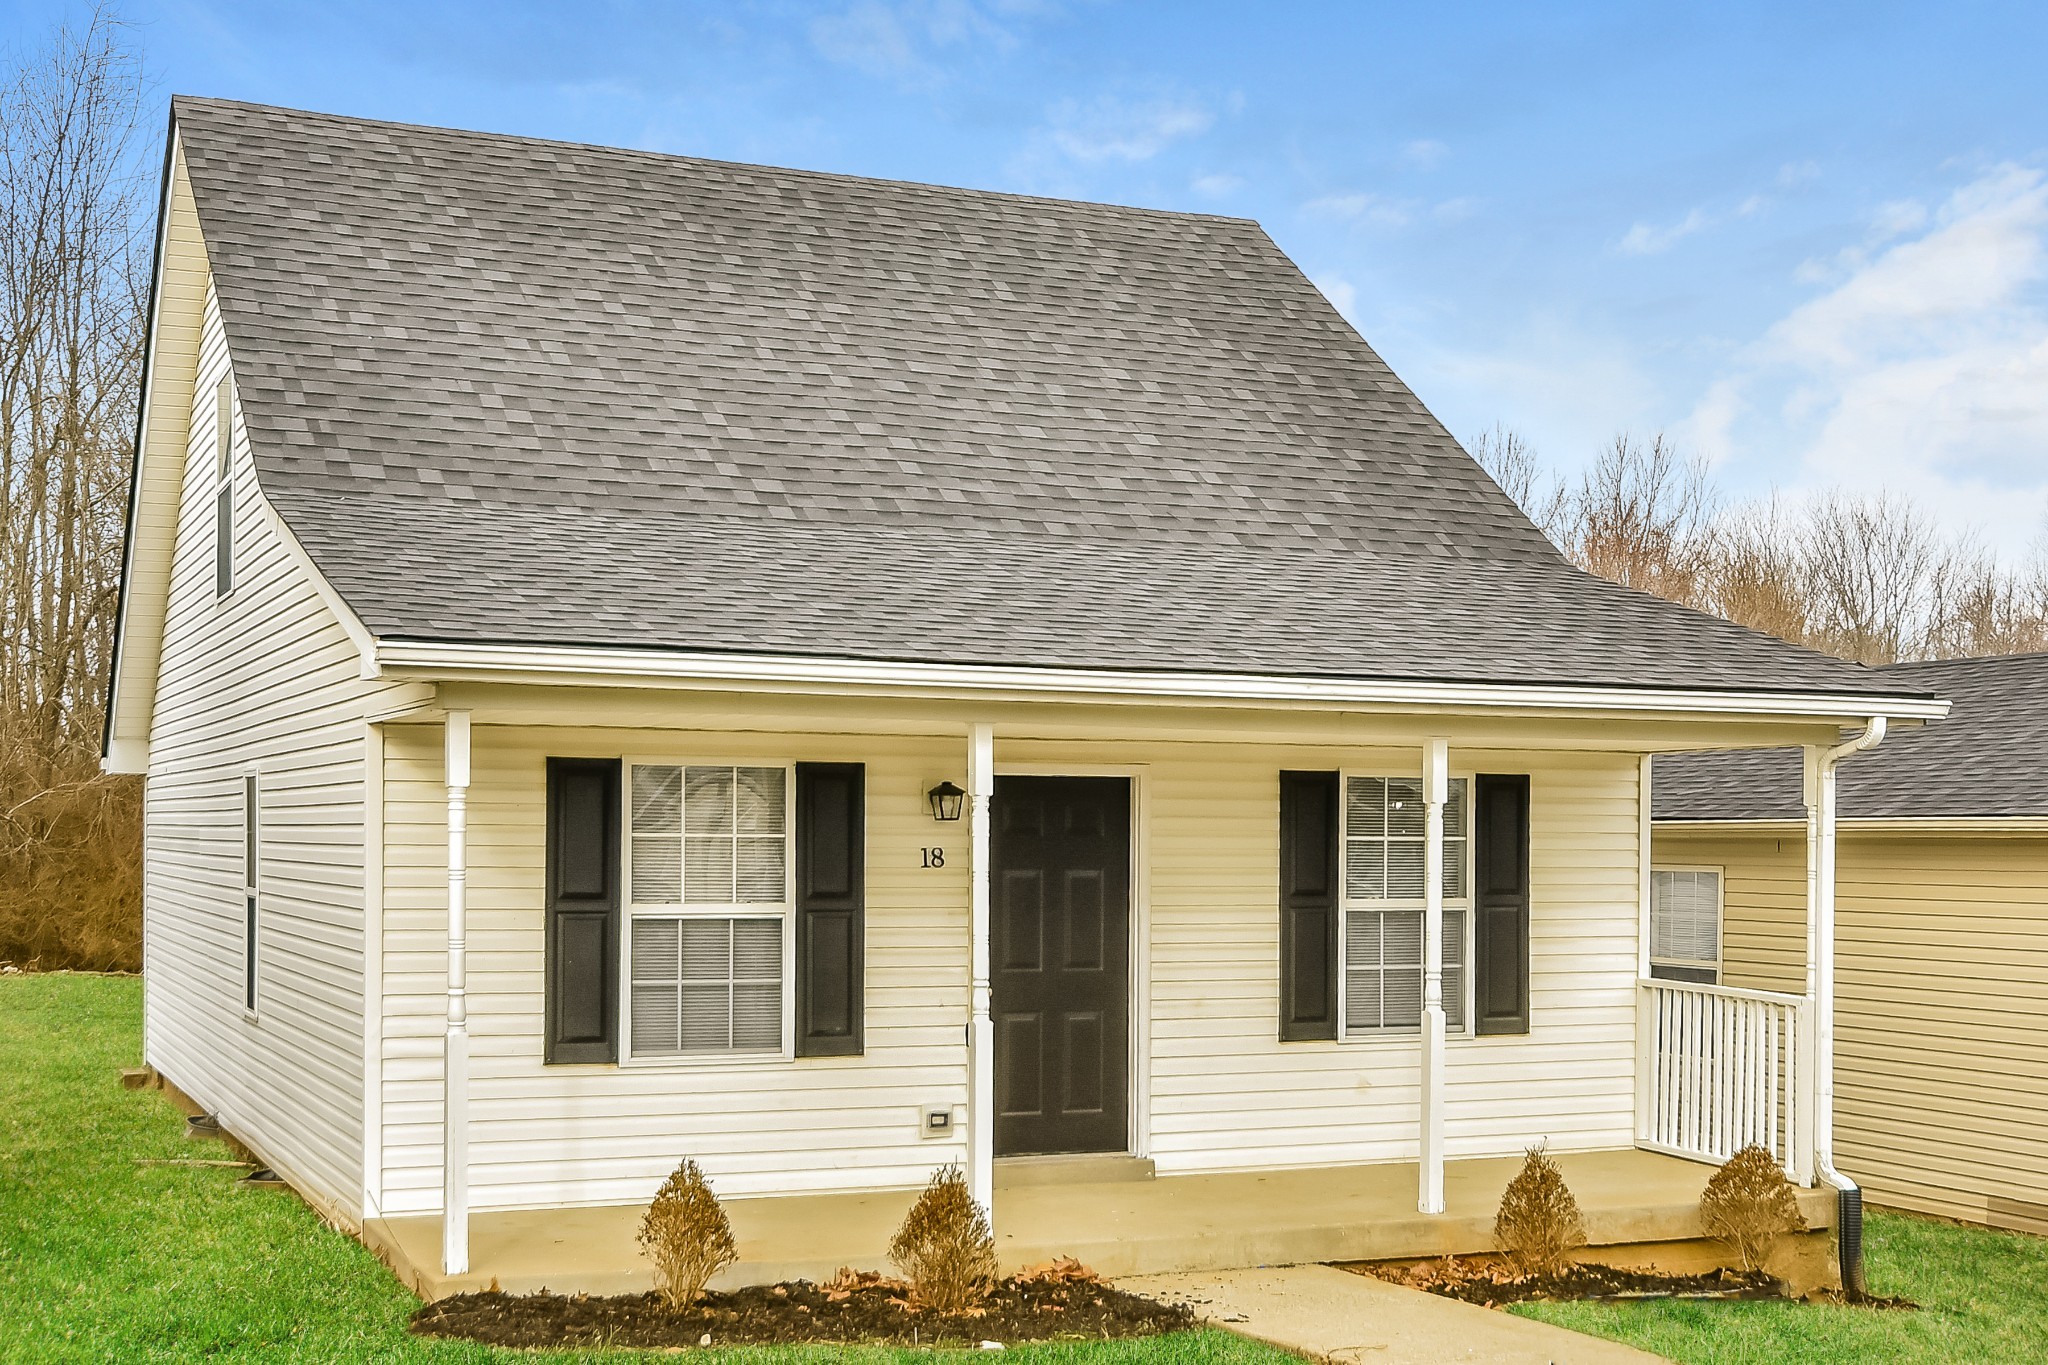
242, 773, 259, 1014
625, 764, 791, 1058
1650, 868, 1721, 984
214, 376, 234, 598
1340, 775, 1471, 1034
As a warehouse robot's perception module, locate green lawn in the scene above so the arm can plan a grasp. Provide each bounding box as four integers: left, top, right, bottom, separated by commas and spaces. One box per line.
0, 973, 1294, 1364
9, 973, 2047, 1365
1514, 1194, 2048, 1363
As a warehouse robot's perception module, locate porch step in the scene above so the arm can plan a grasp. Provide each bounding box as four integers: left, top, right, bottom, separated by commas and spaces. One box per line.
994, 1154, 1156, 1188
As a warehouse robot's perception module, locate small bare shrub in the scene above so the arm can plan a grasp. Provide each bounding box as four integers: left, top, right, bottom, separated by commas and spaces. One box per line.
888, 1165, 997, 1313
637, 1159, 737, 1310
1494, 1144, 1587, 1277
1699, 1145, 1804, 1271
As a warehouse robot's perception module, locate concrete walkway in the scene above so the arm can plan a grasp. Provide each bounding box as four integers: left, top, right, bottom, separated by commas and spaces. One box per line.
1120, 1265, 1669, 1365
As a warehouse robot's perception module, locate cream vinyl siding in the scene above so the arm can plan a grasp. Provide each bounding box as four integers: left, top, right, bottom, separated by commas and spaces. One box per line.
1662, 827, 2048, 1232
378, 724, 1643, 1214
140, 261, 421, 1227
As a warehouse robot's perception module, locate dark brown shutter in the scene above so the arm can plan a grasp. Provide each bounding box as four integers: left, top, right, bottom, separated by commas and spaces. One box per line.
1279, 770, 1340, 1041
1473, 773, 1531, 1036
795, 762, 865, 1057
545, 757, 620, 1063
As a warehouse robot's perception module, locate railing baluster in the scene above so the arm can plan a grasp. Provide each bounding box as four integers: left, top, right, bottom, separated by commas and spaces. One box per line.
1637, 978, 1804, 1178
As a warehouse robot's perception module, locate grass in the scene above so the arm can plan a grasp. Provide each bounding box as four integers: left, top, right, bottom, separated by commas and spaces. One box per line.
1513, 1202, 2048, 1364
0, 972, 1296, 1365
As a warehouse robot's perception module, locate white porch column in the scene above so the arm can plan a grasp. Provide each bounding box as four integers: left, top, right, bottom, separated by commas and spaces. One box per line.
1418, 737, 1449, 1214
442, 709, 472, 1275
966, 723, 996, 1222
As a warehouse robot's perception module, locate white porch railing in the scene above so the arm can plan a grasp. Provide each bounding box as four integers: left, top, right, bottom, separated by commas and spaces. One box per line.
1635, 978, 1815, 1185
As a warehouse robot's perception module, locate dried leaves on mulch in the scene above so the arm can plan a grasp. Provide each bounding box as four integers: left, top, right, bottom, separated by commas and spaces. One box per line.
410, 1259, 1195, 1349
1352, 1255, 1784, 1308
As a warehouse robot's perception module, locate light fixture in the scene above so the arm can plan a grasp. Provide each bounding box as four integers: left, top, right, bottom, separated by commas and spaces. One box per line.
927, 781, 966, 822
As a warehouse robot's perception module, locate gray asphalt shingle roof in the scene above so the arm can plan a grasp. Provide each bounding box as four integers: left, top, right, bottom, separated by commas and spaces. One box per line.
171, 97, 1930, 695
1654, 653, 2048, 820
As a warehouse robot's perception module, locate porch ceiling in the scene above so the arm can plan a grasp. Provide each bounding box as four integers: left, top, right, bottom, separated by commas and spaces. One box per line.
365, 1148, 1834, 1301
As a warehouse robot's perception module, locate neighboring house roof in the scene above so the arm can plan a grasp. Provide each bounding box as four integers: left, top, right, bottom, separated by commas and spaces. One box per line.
163, 96, 1927, 698
1654, 653, 2048, 821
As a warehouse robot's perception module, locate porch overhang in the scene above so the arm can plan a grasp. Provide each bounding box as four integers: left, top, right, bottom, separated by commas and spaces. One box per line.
369, 638, 1949, 728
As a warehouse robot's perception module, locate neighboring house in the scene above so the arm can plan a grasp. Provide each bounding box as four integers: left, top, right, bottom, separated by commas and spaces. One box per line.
1655, 653, 2048, 1235
107, 97, 1945, 1292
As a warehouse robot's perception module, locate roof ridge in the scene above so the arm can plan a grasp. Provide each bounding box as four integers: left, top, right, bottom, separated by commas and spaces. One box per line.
168, 94, 1264, 230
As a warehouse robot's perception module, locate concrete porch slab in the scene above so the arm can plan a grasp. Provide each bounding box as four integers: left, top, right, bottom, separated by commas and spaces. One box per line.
365, 1147, 1834, 1302
1121, 1264, 1669, 1364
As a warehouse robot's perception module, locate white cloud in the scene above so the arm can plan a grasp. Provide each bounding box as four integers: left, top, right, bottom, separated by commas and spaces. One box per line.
1045, 91, 1211, 162
1306, 191, 1412, 228
1191, 172, 1243, 197
1312, 273, 1359, 323
1618, 206, 1710, 256
1403, 138, 1448, 169
1687, 164, 2048, 557
809, 0, 1020, 83
1872, 198, 1930, 240
1777, 160, 1822, 190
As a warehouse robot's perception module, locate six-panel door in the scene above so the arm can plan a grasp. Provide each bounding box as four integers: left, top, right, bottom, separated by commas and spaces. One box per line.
990, 775, 1133, 1156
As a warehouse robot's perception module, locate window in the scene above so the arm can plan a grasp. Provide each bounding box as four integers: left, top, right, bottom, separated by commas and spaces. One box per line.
625, 764, 791, 1058
1650, 868, 1720, 984
242, 774, 258, 1014
1340, 775, 1470, 1034
214, 376, 234, 598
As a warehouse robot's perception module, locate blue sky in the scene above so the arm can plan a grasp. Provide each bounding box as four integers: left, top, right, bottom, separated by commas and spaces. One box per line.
16, 0, 2048, 555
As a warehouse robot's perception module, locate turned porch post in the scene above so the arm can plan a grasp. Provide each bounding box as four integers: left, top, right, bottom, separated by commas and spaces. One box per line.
1419, 737, 1449, 1214
966, 723, 996, 1222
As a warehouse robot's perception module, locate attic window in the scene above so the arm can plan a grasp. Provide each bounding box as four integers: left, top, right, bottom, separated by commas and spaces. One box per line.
214, 376, 234, 598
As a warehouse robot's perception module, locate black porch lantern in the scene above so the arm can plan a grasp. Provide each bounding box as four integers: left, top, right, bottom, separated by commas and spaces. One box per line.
927, 781, 966, 822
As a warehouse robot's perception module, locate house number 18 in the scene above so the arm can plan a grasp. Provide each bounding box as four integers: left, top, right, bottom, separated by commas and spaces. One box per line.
921, 847, 946, 869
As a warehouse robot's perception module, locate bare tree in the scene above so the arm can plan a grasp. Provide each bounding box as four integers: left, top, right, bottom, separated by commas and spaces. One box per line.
0, 5, 146, 970
1707, 497, 1812, 649
1797, 493, 1950, 665
1468, 424, 1565, 536
1925, 544, 2048, 660
1472, 422, 2048, 665
1554, 432, 1717, 608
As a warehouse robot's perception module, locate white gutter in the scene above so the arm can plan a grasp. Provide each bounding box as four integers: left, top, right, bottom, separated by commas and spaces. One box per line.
372, 640, 1950, 723
1659, 816, 2048, 836
1805, 716, 1886, 1294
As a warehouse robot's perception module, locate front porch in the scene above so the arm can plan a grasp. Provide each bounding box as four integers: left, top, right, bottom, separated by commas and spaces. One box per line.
366, 1147, 1837, 1302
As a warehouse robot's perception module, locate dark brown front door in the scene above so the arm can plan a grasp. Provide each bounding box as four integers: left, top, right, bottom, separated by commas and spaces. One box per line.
991, 776, 1132, 1156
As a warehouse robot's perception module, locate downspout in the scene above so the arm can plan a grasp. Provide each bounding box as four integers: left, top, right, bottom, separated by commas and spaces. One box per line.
1807, 715, 1886, 1296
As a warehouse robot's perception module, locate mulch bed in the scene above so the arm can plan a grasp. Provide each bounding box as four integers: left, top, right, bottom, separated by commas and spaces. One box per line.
1350, 1255, 1786, 1308
410, 1262, 1195, 1350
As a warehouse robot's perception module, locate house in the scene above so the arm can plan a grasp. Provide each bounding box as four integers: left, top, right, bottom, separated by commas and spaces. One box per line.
1654, 653, 2048, 1236
106, 97, 1948, 1296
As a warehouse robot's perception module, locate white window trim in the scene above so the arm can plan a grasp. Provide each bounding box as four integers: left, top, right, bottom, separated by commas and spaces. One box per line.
618, 758, 797, 1066
1648, 863, 1723, 983
1337, 770, 1476, 1041
241, 768, 260, 1022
